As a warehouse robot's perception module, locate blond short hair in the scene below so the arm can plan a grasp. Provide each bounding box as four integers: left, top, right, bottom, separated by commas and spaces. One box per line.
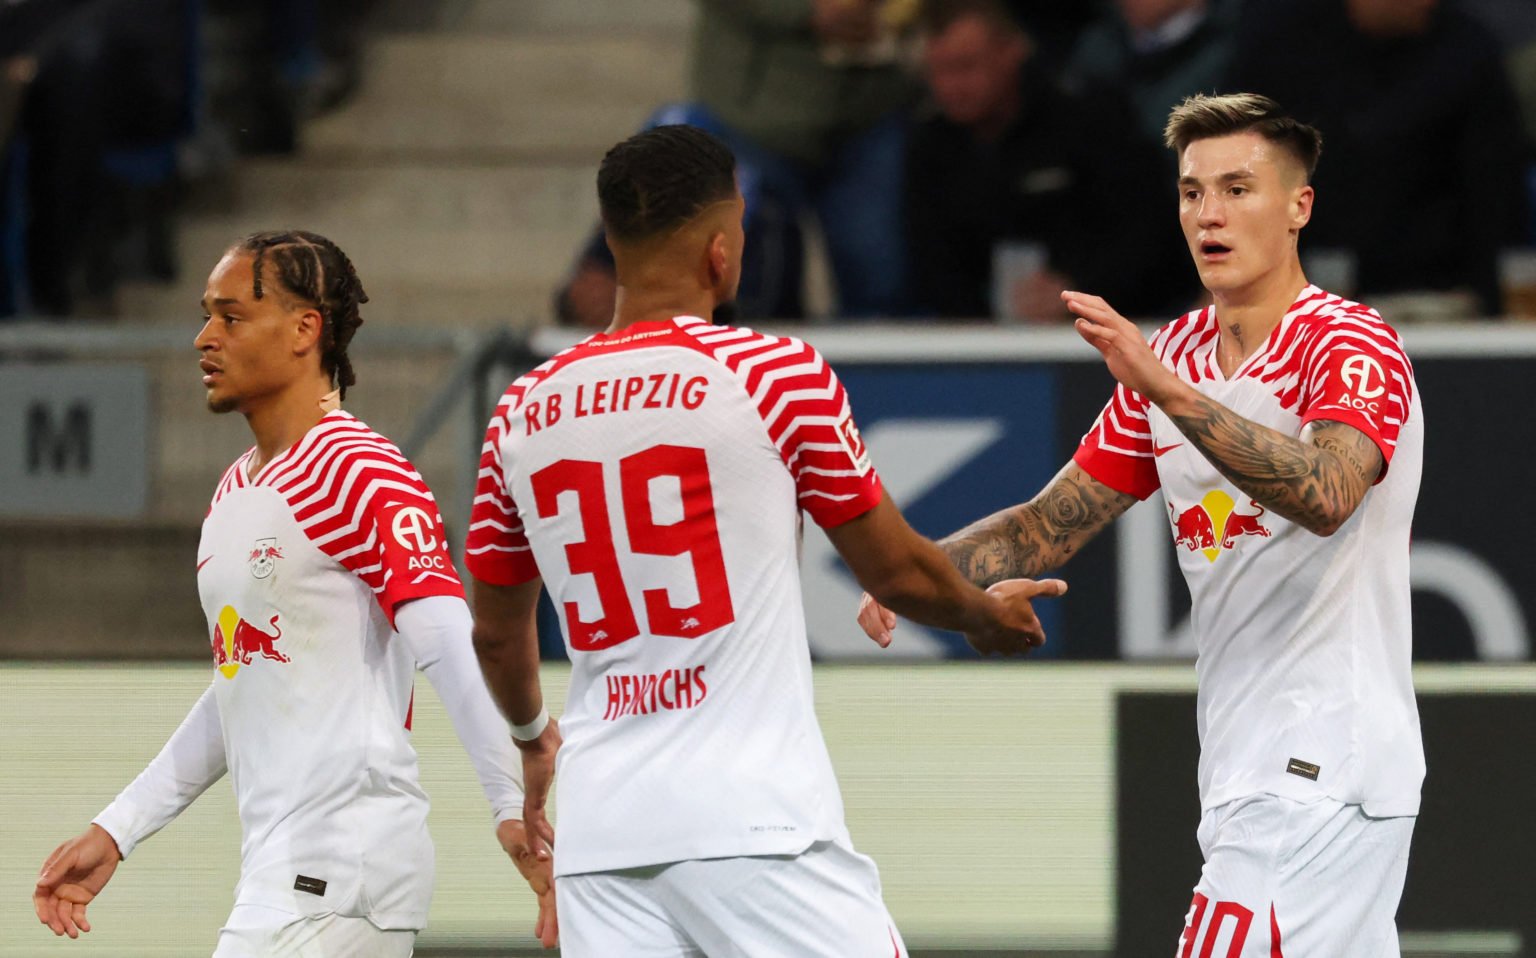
1164, 93, 1323, 181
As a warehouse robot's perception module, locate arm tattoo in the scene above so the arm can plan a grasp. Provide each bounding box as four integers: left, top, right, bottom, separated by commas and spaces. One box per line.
1167, 397, 1383, 535
938, 467, 1137, 586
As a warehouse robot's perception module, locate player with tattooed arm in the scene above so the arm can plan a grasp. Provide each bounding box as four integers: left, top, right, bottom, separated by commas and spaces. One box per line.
860, 93, 1423, 957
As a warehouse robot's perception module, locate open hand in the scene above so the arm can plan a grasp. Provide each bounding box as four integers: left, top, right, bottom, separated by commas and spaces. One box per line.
34, 825, 120, 939
1064, 291, 1178, 403
496, 818, 558, 948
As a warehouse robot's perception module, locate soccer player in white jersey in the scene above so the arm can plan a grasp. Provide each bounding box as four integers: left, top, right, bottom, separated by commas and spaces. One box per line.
33, 231, 556, 955
466, 125, 1067, 957
860, 93, 1424, 956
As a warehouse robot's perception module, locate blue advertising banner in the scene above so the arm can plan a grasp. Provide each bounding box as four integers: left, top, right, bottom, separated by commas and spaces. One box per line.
799, 364, 1065, 659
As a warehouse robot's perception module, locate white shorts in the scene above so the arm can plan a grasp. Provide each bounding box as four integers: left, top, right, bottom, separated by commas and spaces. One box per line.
1176, 795, 1414, 958
557, 840, 908, 958
212, 903, 415, 958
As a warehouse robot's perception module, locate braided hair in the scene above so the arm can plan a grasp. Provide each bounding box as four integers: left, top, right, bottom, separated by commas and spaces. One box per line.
234, 230, 369, 399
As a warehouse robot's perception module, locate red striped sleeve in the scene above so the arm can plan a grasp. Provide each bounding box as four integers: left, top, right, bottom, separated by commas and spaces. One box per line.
464, 361, 568, 587
1294, 306, 1414, 477
268, 416, 463, 626
1072, 312, 1211, 500
1073, 383, 1160, 499
689, 326, 883, 528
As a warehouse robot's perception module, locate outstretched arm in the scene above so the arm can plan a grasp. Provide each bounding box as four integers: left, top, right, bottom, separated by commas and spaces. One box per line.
939, 461, 1138, 587
827, 493, 1068, 655
1066, 290, 1381, 536
36, 684, 226, 938
853, 464, 1121, 646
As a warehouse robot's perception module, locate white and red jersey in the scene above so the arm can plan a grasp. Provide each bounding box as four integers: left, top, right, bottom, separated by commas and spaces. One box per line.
1076, 286, 1424, 817
194, 411, 463, 926
466, 316, 884, 876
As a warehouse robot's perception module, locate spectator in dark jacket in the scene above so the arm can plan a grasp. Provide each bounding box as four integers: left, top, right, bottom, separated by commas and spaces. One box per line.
1228, 0, 1530, 315
906, 0, 1194, 320
1, 0, 188, 315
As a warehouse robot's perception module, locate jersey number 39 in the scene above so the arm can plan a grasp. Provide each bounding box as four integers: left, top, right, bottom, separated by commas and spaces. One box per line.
531, 444, 736, 651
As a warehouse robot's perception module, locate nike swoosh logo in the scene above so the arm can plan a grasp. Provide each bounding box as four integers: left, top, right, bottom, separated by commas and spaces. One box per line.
1153, 443, 1182, 457
197, 556, 214, 571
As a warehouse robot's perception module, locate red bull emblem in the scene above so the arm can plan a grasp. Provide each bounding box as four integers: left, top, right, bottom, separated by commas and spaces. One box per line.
248, 537, 283, 579
1169, 490, 1271, 563
211, 605, 289, 678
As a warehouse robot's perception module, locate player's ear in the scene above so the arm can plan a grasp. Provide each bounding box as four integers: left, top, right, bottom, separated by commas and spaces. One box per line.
1291, 184, 1314, 232
292, 305, 324, 357
706, 231, 728, 288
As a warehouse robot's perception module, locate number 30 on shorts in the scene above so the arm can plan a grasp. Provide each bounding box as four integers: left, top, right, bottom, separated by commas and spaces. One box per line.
1178, 893, 1264, 958
531, 444, 736, 650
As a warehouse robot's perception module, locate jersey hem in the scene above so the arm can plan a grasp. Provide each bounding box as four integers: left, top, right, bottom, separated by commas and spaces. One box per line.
231, 886, 428, 931
1200, 782, 1422, 817
551, 830, 838, 878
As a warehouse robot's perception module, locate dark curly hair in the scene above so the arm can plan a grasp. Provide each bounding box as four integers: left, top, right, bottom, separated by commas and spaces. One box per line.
234, 230, 369, 399
597, 125, 738, 243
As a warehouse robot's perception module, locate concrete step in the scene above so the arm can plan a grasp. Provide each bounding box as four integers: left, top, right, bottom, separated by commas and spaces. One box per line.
32, 343, 469, 525
304, 34, 687, 160
169, 213, 585, 292
226, 159, 598, 237
0, 522, 206, 659
375, 0, 694, 34
118, 268, 566, 330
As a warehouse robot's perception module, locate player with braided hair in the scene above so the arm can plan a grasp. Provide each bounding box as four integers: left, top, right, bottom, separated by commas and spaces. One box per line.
236, 229, 369, 400
34, 233, 558, 954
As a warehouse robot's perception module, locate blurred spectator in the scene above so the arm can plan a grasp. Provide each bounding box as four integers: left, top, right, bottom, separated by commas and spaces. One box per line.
1002, 0, 1105, 81
686, 1, 921, 317
556, 106, 805, 330
1463, 1, 1536, 201
1228, 0, 1531, 316
0, 0, 190, 315
206, 0, 379, 155
1066, 0, 1241, 149
905, 0, 1194, 320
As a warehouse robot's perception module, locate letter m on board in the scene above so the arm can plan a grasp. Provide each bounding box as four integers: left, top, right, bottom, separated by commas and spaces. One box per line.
26, 402, 92, 473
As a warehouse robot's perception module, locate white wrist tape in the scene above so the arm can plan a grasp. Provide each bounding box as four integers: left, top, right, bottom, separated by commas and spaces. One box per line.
510, 706, 550, 742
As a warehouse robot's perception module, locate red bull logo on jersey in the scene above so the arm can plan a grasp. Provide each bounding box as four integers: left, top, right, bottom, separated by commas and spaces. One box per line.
1169, 491, 1271, 562
211, 605, 289, 678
